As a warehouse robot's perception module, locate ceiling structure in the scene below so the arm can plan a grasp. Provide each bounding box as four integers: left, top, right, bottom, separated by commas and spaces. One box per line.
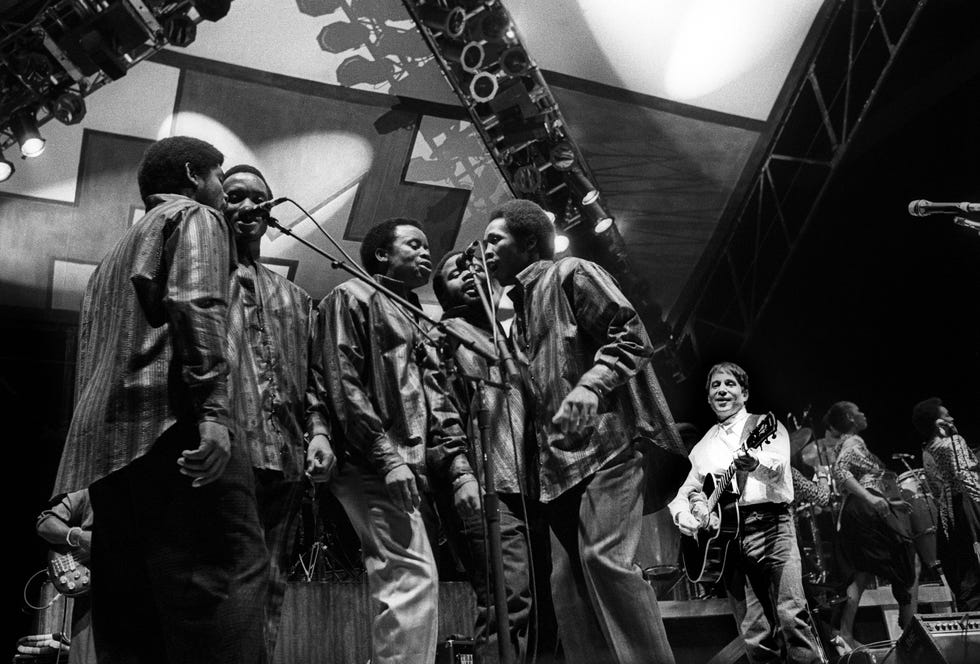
3, 0, 925, 370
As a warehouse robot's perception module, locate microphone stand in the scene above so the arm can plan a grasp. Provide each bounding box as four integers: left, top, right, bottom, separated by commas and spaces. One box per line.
446, 257, 521, 664
266, 216, 515, 664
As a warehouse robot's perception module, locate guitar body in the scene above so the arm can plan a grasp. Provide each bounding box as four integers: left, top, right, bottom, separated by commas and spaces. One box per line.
681, 473, 741, 584
47, 550, 91, 597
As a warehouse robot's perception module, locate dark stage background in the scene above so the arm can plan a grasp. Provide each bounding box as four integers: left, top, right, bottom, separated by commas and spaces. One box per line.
670, 0, 980, 471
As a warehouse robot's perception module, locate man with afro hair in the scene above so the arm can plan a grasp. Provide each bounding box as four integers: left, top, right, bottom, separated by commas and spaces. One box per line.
482, 199, 685, 664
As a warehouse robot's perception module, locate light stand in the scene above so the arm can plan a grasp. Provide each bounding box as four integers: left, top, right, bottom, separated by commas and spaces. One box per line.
265, 206, 515, 664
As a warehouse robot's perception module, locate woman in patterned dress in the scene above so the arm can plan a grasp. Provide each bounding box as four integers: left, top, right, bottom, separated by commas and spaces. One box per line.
825, 401, 916, 649
914, 397, 980, 610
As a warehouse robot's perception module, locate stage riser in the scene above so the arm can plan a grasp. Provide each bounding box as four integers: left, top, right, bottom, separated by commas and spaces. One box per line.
275, 581, 476, 664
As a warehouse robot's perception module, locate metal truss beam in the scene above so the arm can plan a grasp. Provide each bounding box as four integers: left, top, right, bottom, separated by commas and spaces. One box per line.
673, 0, 929, 356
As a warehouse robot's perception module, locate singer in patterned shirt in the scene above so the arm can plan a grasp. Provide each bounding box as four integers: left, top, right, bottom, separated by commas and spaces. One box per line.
318, 218, 479, 664
914, 398, 980, 610
221, 165, 335, 658
483, 200, 686, 664
432, 249, 557, 664
52, 137, 268, 664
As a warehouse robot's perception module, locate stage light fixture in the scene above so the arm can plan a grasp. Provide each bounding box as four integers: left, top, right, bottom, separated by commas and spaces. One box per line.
582, 199, 614, 234
48, 91, 86, 125
549, 141, 576, 172
10, 110, 45, 158
163, 11, 198, 48
564, 170, 598, 206
544, 210, 556, 223
498, 46, 531, 77
593, 216, 614, 234
191, 0, 232, 21
0, 153, 14, 182
469, 69, 505, 103
419, 5, 467, 39
555, 233, 569, 253
443, 40, 485, 73
469, 6, 510, 43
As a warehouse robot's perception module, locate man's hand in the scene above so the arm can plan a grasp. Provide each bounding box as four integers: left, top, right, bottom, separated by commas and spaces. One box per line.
733, 450, 760, 472
305, 434, 337, 483
72, 529, 93, 564
178, 421, 232, 487
385, 465, 421, 513
454, 478, 482, 519
676, 511, 701, 537
552, 385, 599, 434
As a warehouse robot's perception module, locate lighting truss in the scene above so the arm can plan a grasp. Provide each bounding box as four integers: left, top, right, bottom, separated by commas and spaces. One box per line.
671, 0, 930, 355
0, 0, 211, 155
399, 0, 607, 234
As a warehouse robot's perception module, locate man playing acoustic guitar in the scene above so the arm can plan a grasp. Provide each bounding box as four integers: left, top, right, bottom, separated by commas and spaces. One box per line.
668, 362, 824, 664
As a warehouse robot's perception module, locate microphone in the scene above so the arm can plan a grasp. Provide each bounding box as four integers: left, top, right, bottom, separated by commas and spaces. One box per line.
238, 196, 288, 221
936, 419, 958, 436
891, 453, 914, 461
908, 199, 980, 216
455, 240, 484, 270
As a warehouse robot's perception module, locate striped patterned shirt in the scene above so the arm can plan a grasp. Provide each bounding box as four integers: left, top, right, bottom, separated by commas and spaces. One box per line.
923, 434, 980, 537
226, 261, 330, 479
440, 310, 528, 495
318, 275, 473, 489
55, 194, 234, 495
508, 258, 684, 502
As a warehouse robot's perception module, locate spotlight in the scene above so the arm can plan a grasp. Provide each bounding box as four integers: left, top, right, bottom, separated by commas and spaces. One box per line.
48, 91, 86, 125
10, 110, 45, 158
549, 141, 576, 172
191, 0, 232, 21
443, 40, 485, 74
0, 152, 14, 182
582, 199, 614, 234
564, 170, 598, 206
469, 7, 510, 43
555, 233, 569, 253
498, 46, 531, 77
469, 69, 505, 103
419, 5, 467, 39
593, 216, 614, 234
162, 11, 198, 47
513, 164, 542, 193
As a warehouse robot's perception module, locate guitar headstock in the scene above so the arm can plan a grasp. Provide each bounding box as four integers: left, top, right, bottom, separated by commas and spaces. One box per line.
746, 411, 777, 450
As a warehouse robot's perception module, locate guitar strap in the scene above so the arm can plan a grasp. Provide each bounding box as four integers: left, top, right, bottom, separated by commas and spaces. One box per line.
735, 413, 762, 498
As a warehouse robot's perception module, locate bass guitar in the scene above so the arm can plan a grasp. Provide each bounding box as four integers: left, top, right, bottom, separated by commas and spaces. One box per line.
47, 549, 91, 597
681, 411, 778, 584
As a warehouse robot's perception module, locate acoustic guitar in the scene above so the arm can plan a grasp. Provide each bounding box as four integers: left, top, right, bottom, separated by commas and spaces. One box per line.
681, 412, 778, 584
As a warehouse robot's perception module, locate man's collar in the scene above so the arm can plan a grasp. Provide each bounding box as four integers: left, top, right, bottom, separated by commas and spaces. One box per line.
718, 407, 749, 435
145, 192, 190, 210
374, 273, 413, 297
514, 259, 553, 289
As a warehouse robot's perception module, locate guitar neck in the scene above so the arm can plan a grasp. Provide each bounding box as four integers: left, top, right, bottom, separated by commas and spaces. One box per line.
707, 463, 738, 512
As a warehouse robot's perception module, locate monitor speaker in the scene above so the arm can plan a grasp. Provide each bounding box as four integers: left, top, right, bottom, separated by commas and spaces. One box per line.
895, 613, 980, 664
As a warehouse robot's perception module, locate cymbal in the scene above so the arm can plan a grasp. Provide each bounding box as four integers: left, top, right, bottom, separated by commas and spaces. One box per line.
789, 426, 814, 454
